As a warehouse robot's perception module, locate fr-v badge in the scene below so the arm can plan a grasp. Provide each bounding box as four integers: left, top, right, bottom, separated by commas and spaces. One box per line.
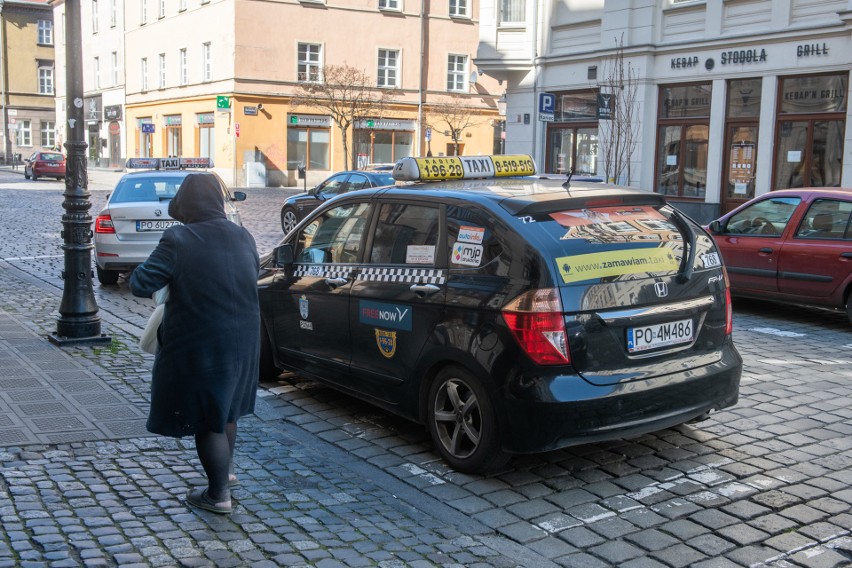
375, 329, 397, 358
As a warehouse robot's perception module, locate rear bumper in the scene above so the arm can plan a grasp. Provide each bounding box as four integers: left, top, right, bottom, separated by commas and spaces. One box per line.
94, 239, 157, 271
498, 345, 742, 453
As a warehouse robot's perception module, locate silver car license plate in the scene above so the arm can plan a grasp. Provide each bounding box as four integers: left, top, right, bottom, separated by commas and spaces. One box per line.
627, 318, 693, 353
136, 220, 180, 232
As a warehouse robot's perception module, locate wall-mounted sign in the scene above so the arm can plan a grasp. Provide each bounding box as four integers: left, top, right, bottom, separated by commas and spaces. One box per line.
797, 43, 828, 57
216, 96, 231, 110
164, 115, 182, 126
85, 95, 102, 122
141, 123, 155, 133
104, 105, 122, 121
108, 121, 121, 135
538, 92, 555, 122
288, 114, 332, 127
197, 112, 215, 124
244, 106, 258, 116
671, 56, 699, 69
596, 93, 613, 120
356, 118, 417, 131
720, 48, 767, 65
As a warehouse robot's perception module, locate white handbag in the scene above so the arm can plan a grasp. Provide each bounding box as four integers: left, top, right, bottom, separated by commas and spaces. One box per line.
139, 285, 169, 355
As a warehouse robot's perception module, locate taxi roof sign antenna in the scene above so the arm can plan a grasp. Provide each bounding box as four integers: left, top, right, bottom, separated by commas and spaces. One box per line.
563, 166, 575, 193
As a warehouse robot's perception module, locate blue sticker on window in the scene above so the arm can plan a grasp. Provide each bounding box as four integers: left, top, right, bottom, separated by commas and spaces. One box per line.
359, 300, 412, 331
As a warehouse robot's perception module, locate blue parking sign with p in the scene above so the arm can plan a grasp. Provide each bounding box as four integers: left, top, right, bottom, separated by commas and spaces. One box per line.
539, 93, 555, 114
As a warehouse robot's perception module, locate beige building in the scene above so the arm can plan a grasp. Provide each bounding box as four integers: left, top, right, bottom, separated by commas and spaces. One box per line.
109, 0, 502, 187
0, 0, 57, 165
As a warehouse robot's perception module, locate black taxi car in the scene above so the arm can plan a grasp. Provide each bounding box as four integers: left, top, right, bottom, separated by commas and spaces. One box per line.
258, 155, 742, 473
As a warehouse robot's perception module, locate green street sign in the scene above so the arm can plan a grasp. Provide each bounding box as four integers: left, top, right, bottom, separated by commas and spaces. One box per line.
216, 96, 230, 110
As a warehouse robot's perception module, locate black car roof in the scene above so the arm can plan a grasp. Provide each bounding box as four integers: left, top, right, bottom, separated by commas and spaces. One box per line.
349, 177, 667, 216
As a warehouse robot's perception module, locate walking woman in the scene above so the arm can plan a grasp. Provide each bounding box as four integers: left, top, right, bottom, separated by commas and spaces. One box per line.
130, 172, 260, 514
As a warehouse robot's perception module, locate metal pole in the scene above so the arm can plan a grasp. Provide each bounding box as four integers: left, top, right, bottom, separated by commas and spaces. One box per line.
50, 0, 109, 346
0, 0, 11, 164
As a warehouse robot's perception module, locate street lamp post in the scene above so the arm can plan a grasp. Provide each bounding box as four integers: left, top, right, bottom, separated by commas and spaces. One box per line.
49, 0, 109, 346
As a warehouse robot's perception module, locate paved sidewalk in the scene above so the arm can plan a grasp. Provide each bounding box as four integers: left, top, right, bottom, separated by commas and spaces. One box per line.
0, 260, 547, 567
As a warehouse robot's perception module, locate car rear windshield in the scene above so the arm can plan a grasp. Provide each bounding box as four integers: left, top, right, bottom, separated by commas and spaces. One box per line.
110, 176, 186, 203
373, 174, 395, 186
531, 204, 701, 284
41, 153, 64, 162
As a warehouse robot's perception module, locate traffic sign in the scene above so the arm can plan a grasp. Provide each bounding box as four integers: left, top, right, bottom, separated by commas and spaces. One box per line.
216, 95, 231, 110
539, 92, 555, 122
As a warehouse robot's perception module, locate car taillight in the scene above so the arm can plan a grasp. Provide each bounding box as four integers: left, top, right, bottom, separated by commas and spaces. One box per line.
723, 266, 733, 336
95, 215, 115, 234
501, 288, 571, 365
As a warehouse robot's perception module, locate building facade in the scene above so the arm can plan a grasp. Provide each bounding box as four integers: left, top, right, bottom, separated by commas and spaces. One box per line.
53, 0, 128, 168
476, 0, 852, 222
54, 0, 502, 186
1, 0, 57, 165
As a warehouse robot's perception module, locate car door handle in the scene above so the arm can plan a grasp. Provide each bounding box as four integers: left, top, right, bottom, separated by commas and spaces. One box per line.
325, 277, 348, 288
842, 252, 852, 259
758, 248, 774, 254
410, 283, 441, 297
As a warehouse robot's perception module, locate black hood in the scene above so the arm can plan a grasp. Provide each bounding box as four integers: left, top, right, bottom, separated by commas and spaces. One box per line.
168, 173, 227, 224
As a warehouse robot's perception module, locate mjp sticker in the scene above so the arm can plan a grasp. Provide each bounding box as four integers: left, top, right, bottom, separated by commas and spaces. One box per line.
452, 242, 483, 267
556, 248, 679, 283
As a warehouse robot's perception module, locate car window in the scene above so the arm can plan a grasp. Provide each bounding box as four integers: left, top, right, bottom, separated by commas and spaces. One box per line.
371, 173, 395, 187
41, 153, 64, 162
316, 174, 349, 198
110, 176, 185, 203
369, 203, 439, 265
725, 196, 801, 236
795, 199, 852, 239
294, 202, 370, 264
346, 174, 369, 191
447, 205, 506, 272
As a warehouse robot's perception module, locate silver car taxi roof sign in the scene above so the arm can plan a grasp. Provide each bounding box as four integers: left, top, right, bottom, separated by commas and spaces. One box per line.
393, 154, 536, 182
125, 157, 214, 170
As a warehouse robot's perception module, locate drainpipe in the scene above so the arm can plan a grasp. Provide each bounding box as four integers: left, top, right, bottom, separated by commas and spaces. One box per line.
0, 0, 11, 163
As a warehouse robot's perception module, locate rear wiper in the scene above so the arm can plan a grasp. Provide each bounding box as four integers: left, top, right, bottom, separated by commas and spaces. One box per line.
668, 208, 696, 283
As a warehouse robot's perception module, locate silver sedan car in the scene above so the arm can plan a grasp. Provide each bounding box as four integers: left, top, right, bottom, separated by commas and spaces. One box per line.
93, 168, 245, 285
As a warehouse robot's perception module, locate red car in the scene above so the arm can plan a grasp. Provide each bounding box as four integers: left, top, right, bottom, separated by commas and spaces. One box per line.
24, 151, 66, 181
707, 188, 852, 323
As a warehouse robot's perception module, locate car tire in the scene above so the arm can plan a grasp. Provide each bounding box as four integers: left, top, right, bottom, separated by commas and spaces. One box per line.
846, 293, 852, 325
427, 365, 509, 474
24, 169, 31, 180
259, 320, 279, 381
280, 207, 300, 234
96, 266, 120, 286
31, 172, 38, 181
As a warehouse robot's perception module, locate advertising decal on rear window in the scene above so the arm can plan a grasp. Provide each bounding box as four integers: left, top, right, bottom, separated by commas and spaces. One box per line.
457, 226, 485, 244
556, 248, 679, 284
550, 206, 680, 243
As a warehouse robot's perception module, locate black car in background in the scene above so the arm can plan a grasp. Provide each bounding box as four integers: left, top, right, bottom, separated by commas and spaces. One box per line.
259, 155, 742, 473
280, 170, 395, 234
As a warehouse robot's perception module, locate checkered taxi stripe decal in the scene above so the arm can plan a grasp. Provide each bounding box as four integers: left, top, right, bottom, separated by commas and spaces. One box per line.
357, 268, 446, 284
293, 264, 354, 279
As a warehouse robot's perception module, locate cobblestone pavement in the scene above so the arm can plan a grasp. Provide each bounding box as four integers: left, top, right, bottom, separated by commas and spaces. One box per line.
1, 170, 851, 567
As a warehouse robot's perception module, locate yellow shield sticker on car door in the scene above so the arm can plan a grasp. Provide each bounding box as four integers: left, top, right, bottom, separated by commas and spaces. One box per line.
556, 248, 679, 284
375, 329, 397, 358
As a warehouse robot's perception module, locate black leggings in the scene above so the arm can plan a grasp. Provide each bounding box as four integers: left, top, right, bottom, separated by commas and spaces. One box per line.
195, 422, 237, 501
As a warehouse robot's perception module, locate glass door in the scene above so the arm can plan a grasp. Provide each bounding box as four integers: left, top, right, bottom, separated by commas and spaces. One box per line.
722, 125, 758, 212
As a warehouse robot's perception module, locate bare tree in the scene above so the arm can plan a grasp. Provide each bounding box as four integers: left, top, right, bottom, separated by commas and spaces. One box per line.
290, 64, 396, 170
598, 35, 640, 185
424, 94, 482, 156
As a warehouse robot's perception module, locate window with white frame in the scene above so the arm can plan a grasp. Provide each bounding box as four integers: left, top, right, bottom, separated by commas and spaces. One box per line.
159, 0, 165, 18
379, 0, 400, 9
92, 0, 99, 33
16, 120, 33, 146
110, 0, 116, 26
159, 53, 166, 88
449, 0, 468, 17
141, 57, 148, 91
38, 65, 54, 94
94, 56, 100, 89
179, 48, 187, 85
41, 121, 56, 148
37, 20, 53, 45
297, 43, 322, 82
111, 51, 119, 86
499, 0, 525, 24
141, 0, 147, 24
447, 54, 467, 92
202, 42, 212, 82
377, 49, 399, 88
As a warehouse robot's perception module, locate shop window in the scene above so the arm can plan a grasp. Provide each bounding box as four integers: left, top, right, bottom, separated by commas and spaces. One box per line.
288, 127, 330, 170
721, 78, 761, 212
655, 83, 711, 198
354, 129, 412, 167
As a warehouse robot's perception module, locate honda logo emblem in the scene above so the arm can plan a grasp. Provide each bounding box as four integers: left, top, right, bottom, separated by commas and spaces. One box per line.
654, 282, 668, 298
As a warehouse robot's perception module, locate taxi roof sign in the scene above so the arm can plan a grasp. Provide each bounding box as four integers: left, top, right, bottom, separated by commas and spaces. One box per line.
393, 154, 536, 182
125, 157, 214, 170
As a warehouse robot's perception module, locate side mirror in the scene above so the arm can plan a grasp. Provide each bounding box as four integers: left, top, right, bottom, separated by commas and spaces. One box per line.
708, 220, 722, 233
274, 244, 294, 267
231, 190, 247, 202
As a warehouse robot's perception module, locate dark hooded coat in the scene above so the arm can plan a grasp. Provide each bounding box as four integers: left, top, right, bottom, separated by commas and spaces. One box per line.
130, 173, 260, 438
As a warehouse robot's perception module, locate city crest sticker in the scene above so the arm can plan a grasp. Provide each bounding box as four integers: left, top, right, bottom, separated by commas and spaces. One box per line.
375, 329, 397, 358
299, 294, 309, 320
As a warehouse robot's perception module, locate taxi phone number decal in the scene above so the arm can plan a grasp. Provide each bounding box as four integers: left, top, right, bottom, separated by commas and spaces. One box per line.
556, 248, 679, 284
